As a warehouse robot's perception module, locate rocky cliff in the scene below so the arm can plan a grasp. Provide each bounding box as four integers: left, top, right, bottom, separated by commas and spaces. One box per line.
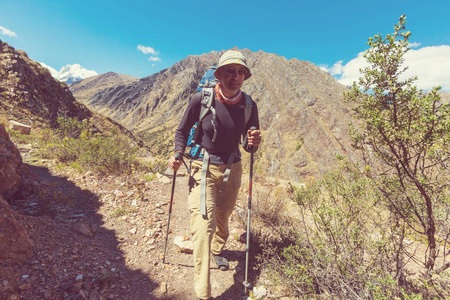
73, 48, 359, 180
0, 39, 92, 128
0, 124, 34, 264
0, 40, 145, 147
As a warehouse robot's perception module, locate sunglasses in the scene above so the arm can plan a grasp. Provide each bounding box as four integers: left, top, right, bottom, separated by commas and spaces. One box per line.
223, 67, 247, 76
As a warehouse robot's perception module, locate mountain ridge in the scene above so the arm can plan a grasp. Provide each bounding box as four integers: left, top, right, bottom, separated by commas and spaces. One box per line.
71, 48, 360, 181
69, 72, 139, 103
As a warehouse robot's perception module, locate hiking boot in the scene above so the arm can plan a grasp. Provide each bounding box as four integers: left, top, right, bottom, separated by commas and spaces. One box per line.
212, 254, 229, 271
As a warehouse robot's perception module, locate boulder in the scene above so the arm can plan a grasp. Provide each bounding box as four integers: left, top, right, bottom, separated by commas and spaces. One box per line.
0, 124, 23, 199
0, 123, 35, 261
174, 235, 194, 254
0, 194, 34, 260
9, 120, 31, 135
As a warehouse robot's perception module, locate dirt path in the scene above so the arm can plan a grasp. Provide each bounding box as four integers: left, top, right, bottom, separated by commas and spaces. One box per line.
8, 150, 263, 299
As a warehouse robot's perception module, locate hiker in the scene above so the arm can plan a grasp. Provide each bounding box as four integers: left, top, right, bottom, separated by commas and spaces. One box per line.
168, 50, 261, 300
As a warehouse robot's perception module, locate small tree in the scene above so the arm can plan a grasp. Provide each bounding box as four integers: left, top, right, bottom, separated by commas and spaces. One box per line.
344, 14, 450, 275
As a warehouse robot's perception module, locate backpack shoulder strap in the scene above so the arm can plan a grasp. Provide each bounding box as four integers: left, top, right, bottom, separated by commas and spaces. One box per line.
194, 88, 217, 143
243, 92, 252, 125
199, 88, 215, 121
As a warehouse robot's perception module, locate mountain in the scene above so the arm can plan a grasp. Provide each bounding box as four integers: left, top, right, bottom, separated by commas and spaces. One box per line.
57, 64, 98, 84
0, 39, 143, 146
438, 91, 450, 104
39, 63, 98, 84
73, 48, 360, 181
0, 39, 92, 127
69, 72, 139, 104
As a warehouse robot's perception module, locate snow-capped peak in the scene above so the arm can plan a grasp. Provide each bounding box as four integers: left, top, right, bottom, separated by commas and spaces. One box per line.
39, 63, 98, 84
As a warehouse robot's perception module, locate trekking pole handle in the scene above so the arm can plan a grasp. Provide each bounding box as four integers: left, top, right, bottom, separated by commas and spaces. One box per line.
244, 126, 258, 151
173, 152, 191, 174
174, 152, 181, 160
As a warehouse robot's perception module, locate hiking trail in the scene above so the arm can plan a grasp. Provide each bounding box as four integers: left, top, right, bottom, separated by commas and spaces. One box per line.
6, 146, 271, 299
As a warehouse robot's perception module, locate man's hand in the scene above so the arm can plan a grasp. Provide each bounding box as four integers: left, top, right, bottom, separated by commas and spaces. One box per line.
168, 154, 182, 171
247, 129, 262, 148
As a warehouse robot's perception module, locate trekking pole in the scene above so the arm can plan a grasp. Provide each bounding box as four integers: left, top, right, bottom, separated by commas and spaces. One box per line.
243, 126, 257, 294
163, 152, 181, 264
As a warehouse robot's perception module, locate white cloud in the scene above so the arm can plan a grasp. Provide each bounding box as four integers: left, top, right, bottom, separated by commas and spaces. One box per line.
137, 45, 161, 64
0, 26, 17, 37
409, 42, 422, 48
328, 60, 345, 76
324, 45, 450, 92
318, 64, 329, 72
403, 45, 450, 91
327, 52, 368, 87
319, 62, 344, 75
137, 45, 159, 55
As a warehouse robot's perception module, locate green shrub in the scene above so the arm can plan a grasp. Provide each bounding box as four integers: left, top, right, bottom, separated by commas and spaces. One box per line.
77, 134, 139, 174
265, 157, 403, 298
50, 137, 83, 162
113, 207, 128, 217
264, 155, 449, 298
6, 128, 34, 144
36, 117, 140, 174
344, 14, 450, 275
295, 137, 304, 151
148, 158, 168, 174
56, 117, 89, 138
143, 174, 157, 181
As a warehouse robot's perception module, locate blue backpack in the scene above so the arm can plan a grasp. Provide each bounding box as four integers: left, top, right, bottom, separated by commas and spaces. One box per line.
196, 66, 219, 93
186, 65, 252, 159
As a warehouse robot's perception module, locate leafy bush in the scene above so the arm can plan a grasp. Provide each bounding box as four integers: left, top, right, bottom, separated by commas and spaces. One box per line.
266, 157, 405, 298
6, 128, 34, 144
37, 117, 140, 174
77, 134, 139, 173
345, 15, 450, 276
261, 15, 450, 299
43, 137, 81, 162
148, 158, 168, 174
56, 117, 89, 138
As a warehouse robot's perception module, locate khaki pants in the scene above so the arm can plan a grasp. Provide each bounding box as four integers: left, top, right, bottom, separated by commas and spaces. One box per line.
188, 160, 242, 299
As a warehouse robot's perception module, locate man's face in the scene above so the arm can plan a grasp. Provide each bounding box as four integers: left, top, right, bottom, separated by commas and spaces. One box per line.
216, 64, 247, 97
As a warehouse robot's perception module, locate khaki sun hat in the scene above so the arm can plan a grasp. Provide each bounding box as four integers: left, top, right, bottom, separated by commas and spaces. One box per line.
214, 50, 252, 80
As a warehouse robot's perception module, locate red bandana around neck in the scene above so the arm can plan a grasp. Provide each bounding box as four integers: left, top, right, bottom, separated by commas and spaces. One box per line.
215, 84, 242, 106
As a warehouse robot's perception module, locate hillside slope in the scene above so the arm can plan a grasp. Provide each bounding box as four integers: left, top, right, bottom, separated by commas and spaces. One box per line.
0, 39, 91, 128
70, 72, 139, 103
0, 40, 143, 145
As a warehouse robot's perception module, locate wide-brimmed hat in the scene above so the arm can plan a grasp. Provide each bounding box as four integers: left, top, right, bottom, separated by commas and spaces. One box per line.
214, 50, 252, 80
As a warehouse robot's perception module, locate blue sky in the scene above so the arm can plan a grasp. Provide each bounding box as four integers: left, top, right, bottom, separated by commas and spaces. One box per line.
1, 0, 449, 90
